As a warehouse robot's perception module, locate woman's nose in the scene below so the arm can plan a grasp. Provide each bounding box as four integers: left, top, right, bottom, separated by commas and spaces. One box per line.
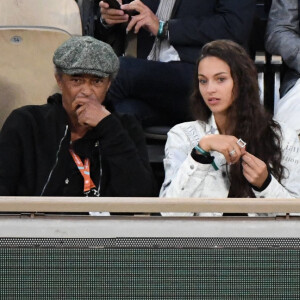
206, 81, 216, 93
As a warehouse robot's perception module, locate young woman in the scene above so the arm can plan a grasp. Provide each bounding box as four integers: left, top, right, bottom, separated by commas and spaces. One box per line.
160, 40, 300, 203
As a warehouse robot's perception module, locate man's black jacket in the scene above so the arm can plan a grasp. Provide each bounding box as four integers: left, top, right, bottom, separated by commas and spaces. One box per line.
0, 94, 156, 196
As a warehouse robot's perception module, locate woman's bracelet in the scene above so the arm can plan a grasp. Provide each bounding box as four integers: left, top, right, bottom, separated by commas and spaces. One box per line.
194, 145, 219, 170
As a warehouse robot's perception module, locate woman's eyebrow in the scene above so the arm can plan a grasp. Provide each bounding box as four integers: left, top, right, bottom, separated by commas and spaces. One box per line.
198, 71, 228, 76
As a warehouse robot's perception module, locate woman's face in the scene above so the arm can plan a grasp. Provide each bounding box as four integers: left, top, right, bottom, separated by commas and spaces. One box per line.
198, 56, 235, 118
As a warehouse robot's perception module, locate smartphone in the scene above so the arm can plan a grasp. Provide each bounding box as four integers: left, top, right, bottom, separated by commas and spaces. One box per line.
103, 0, 139, 17
103, 0, 121, 10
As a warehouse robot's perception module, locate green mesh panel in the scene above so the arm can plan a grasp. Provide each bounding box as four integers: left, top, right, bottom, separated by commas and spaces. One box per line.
0, 247, 299, 299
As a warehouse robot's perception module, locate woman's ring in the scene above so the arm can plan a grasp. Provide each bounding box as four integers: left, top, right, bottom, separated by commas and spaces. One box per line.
237, 138, 247, 148
229, 149, 236, 156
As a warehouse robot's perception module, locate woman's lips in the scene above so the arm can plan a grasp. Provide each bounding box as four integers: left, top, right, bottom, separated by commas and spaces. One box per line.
208, 97, 220, 105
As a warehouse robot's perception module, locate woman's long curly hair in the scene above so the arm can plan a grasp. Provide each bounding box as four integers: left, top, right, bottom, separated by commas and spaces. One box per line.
191, 40, 284, 197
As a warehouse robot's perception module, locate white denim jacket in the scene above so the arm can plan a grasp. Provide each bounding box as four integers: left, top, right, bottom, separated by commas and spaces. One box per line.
159, 116, 300, 215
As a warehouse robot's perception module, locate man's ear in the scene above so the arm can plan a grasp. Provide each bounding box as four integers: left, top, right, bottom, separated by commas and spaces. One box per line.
55, 74, 62, 90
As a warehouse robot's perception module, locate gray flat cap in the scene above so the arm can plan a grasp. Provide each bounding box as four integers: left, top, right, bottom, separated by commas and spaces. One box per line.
53, 36, 119, 78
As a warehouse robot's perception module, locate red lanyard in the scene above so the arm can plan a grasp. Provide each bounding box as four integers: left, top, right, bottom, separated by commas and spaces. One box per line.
69, 149, 96, 193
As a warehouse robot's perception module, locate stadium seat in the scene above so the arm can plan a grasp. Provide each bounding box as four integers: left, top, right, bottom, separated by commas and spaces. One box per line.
0, 27, 71, 128
0, 0, 82, 128
0, 0, 82, 36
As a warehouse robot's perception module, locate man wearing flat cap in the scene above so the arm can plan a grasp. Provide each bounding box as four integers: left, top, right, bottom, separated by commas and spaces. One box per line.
0, 36, 156, 197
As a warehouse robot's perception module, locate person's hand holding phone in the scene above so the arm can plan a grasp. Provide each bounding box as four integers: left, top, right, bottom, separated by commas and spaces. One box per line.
100, 0, 129, 25
121, 0, 159, 35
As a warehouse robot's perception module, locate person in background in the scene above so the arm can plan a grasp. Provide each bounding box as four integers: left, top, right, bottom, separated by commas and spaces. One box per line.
0, 36, 156, 197
160, 40, 300, 212
265, 0, 300, 134
97, 0, 256, 126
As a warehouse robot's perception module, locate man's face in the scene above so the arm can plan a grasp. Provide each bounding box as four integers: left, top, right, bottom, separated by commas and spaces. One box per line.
55, 73, 111, 119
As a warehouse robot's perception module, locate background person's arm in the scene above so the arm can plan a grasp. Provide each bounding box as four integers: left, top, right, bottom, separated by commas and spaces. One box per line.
169, 0, 256, 47
265, 0, 300, 73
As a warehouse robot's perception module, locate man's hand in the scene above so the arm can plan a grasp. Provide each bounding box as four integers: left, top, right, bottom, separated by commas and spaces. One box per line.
242, 152, 269, 188
72, 98, 110, 127
121, 0, 159, 35
99, 0, 129, 25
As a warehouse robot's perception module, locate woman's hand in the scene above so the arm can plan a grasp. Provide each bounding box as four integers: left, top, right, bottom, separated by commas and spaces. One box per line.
99, 1, 129, 25
121, 0, 159, 35
199, 135, 246, 164
241, 152, 269, 188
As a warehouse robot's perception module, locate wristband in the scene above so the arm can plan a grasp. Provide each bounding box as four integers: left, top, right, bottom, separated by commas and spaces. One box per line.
194, 145, 210, 156
191, 148, 214, 164
157, 20, 165, 38
158, 21, 169, 40
157, 21, 169, 40
194, 145, 219, 171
